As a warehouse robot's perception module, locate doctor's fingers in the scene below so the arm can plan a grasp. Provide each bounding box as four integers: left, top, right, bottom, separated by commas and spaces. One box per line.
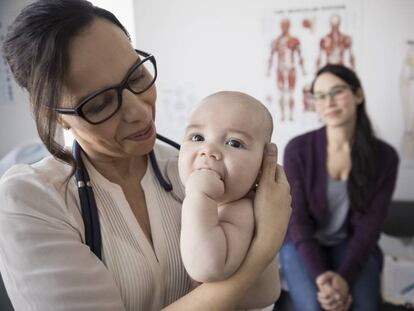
259, 143, 278, 185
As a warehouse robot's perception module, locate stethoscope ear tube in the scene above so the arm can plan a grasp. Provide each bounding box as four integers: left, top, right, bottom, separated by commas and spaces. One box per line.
151, 134, 181, 192
73, 141, 102, 260
156, 133, 180, 150
149, 151, 172, 192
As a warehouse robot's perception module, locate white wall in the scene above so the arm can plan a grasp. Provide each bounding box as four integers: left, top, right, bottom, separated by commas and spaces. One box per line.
133, 0, 414, 200
358, 0, 414, 199
0, 0, 37, 158
133, 0, 275, 141
90, 0, 135, 42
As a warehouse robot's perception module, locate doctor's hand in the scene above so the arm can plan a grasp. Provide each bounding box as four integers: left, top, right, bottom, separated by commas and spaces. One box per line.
252, 143, 291, 260
185, 169, 224, 201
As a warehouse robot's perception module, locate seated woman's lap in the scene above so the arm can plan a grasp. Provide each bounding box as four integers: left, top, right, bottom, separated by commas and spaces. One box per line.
279, 242, 323, 311
328, 241, 381, 311
279, 241, 381, 311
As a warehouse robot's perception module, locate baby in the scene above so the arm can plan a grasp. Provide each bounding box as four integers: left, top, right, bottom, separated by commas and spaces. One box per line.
178, 91, 273, 282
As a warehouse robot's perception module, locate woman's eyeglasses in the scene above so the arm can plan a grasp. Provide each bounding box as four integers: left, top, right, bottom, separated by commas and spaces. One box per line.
310, 84, 352, 105
53, 49, 157, 125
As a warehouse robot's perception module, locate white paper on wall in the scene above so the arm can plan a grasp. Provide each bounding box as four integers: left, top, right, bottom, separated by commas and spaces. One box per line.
0, 20, 15, 105
156, 85, 197, 142
400, 39, 414, 168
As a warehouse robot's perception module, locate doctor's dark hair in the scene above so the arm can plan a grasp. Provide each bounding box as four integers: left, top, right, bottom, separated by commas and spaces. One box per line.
311, 64, 378, 214
2, 0, 130, 176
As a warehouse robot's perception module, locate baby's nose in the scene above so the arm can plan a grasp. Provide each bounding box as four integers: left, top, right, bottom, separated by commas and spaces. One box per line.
200, 144, 222, 160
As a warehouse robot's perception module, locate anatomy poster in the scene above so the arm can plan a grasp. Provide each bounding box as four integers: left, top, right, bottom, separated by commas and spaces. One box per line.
263, 3, 360, 126
400, 39, 414, 168
157, 85, 196, 141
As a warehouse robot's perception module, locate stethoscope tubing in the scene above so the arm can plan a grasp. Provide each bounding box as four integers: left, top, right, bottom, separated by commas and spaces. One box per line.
72, 134, 179, 259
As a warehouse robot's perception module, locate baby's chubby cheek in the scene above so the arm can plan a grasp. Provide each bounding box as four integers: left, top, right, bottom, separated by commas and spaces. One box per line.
185, 169, 225, 200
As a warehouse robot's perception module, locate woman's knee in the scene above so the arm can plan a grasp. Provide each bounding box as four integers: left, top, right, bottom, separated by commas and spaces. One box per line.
350, 256, 381, 311
280, 243, 324, 311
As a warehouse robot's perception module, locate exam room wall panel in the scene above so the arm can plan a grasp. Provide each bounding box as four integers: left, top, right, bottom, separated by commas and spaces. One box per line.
0, 0, 37, 159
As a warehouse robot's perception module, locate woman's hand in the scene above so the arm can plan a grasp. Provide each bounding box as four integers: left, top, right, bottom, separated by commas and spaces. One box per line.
317, 284, 352, 311
316, 271, 352, 311
252, 143, 292, 261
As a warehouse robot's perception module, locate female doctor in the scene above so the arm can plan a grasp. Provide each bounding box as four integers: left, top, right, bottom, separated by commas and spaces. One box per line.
0, 0, 291, 310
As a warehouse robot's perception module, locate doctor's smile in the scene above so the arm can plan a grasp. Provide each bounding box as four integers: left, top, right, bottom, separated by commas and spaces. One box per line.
125, 121, 155, 141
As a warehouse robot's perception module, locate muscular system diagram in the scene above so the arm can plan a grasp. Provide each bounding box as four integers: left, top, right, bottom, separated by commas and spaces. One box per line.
267, 19, 306, 122
316, 14, 355, 69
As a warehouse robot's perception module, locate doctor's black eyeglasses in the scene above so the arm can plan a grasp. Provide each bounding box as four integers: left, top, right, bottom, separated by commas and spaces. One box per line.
53, 49, 157, 125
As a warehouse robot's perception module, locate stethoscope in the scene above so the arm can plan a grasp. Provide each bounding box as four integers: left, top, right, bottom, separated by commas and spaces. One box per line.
72, 134, 180, 259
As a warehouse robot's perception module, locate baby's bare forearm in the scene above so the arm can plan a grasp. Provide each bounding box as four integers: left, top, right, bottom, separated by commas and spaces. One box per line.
181, 193, 228, 281
180, 193, 250, 282
182, 192, 219, 228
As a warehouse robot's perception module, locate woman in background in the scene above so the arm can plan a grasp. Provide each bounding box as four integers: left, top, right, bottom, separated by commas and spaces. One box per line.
280, 64, 399, 311
0, 0, 291, 310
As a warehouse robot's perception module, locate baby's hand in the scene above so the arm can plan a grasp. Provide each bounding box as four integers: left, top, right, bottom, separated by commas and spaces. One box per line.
185, 169, 224, 200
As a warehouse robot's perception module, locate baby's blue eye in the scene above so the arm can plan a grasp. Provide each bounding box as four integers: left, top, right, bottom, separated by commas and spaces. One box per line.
226, 139, 243, 149
191, 134, 204, 142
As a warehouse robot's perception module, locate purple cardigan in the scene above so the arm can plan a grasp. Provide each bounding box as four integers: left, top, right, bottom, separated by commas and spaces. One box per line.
283, 126, 399, 285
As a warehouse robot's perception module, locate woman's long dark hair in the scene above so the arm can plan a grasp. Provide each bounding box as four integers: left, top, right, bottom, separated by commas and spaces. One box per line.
311, 64, 378, 214
2, 0, 130, 177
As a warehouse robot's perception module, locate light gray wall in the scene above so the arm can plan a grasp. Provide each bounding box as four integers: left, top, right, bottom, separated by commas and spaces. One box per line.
0, 0, 37, 158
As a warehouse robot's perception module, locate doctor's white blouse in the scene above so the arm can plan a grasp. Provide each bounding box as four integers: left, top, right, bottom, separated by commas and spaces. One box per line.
0, 143, 192, 311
